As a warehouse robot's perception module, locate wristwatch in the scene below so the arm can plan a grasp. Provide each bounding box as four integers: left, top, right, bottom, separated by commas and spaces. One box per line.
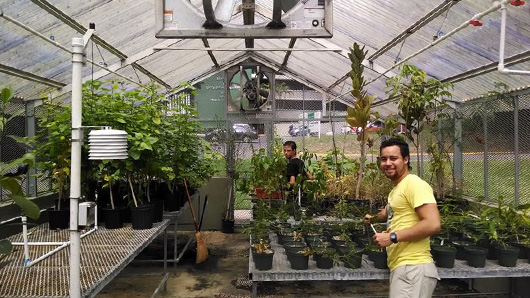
390, 232, 398, 244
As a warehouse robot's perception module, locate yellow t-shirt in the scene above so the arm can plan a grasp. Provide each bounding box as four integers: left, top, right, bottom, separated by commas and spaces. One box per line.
386, 174, 437, 271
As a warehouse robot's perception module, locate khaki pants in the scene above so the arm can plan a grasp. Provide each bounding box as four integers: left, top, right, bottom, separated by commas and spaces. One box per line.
389, 263, 439, 298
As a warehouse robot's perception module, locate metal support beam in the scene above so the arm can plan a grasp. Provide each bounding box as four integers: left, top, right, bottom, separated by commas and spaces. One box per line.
442, 50, 530, 84
154, 47, 342, 52
0, 63, 66, 88
25, 101, 37, 197
514, 95, 519, 206
30, 0, 171, 88
368, 0, 460, 61
242, 0, 255, 48
453, 103, 463, 196
202, 38, 220, 68
280, 38, 297, 70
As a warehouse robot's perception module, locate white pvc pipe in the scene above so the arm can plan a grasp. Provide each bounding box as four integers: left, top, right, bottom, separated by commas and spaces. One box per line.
70, 36, 84, 298
498, 2, 530, 75
13, 226, 98, 267
22, 216, 30, 266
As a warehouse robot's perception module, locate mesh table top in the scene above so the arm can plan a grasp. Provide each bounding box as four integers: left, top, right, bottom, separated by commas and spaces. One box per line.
0, 220, 170, 298
250, 234, 530, 282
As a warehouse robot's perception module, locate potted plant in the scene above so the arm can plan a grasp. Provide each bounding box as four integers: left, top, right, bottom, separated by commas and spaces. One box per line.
252, 242, 274, 271
36, 96, 71, 229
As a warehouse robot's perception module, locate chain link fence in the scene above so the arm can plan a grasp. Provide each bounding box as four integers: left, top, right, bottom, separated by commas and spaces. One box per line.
458, 91, 530, 205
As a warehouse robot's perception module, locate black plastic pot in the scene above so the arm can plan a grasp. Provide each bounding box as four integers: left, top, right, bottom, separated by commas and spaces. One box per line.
452, 240, 474, 260
315, 254, 334, 269
430, 244, 443, 262
343, 251, 363, 269
497, 246, 519, 267
254, 251, 274, 271
130, 205, 153, 230
222, 219, 235, 233
509, 242, 529, 259
290, 253, 309, 270
464, 246, 488, 268
120, 206, 131, 223
102, 207, 124, 229
369, 250, 388, 269
47, 207, 69, 230
433, 246, 457, 268
151, 200, 164, 222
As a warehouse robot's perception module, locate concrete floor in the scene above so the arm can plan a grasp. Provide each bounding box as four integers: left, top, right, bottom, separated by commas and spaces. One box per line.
96, 231, 505, 298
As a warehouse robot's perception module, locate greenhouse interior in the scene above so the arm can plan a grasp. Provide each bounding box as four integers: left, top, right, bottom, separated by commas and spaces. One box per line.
2, 0, 530, 297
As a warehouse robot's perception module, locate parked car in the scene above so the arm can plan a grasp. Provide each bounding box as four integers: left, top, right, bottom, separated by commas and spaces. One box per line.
289, 124, 311, 137
205, 123, 258, 142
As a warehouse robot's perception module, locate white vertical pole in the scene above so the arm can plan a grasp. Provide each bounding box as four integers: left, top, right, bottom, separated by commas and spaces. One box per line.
22, 216, 30, 266
70, 36, 84, 298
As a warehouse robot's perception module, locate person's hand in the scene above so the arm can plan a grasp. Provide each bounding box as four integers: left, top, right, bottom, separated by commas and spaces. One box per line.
363, 213, 373, 224
373, 232, 392, 248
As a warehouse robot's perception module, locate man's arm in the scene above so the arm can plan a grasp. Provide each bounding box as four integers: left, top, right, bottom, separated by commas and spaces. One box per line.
289, 175, 296, 187
363, 206, 388, 224
373, 203, 441, 247
306, 171, 313, 180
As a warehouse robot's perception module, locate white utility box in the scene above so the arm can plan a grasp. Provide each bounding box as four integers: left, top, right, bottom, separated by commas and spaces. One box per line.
79, 202, 97, 227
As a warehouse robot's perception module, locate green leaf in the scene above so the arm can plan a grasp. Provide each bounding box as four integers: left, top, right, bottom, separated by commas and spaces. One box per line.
1, 87, 13, 104
153, 118, 161, 124
0, 239, 13, 254
0, 177, 23, 196
117, 118, 126, 124
130, 150, 140, 160
10, 194, 40, 219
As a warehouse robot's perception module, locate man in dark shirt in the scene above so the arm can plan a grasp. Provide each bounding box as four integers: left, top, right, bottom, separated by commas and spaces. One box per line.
283, 141, 313, 188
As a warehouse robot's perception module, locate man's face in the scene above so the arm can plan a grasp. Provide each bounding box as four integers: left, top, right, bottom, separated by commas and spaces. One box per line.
283, 145, 296, 159
379, 145, 409, 181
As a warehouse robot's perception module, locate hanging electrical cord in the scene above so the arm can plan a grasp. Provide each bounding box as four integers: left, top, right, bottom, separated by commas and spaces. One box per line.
394, 39, 406, 64
94, 43, 108, 67
131, 64, 143, 85
434, 5, 451, 41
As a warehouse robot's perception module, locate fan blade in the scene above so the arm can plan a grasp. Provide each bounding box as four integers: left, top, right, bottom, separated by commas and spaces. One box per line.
230, 82, 240, 89
214, 0, 237, 22
202, 0, 222, 29
267, 0, 286, 28
240, 68, 249, 85
281, 0, 299, 12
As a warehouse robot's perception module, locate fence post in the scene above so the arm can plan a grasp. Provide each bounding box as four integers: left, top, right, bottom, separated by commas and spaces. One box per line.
483, 102, 489, 200
453, 103, 463, 196
25, 101, 37, 197
514, 95, 519, 206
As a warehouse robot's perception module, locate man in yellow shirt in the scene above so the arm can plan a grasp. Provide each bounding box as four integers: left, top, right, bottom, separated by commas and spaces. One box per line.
364, 138, 441, 298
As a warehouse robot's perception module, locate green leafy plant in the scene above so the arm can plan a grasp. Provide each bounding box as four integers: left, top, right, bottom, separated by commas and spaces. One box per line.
0, 87, 39, 254
346, 43, 377, 199
386, 64, 453, 176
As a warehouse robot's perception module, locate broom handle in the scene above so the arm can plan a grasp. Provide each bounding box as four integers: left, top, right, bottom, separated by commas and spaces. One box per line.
198, 195, 208, 231
183, 179, 200, 231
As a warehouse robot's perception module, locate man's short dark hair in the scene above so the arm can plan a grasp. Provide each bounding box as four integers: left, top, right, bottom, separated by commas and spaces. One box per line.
380, 138, 411, 169
283, 141, 297, 151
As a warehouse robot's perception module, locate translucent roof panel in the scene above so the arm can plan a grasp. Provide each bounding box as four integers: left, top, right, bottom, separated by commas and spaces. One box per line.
0, 0, 529, 108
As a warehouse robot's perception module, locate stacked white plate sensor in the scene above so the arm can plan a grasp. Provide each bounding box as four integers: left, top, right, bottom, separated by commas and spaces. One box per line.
88, 128, 128, 160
